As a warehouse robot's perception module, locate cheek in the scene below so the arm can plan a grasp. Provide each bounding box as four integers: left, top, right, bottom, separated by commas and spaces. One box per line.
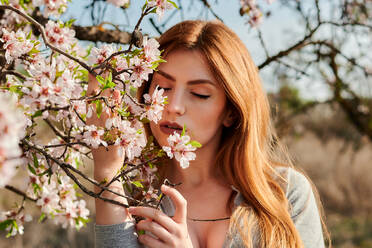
149, 122, 166, 146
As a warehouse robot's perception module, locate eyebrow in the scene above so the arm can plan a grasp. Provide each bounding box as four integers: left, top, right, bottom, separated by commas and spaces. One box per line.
156, 69, 216, 86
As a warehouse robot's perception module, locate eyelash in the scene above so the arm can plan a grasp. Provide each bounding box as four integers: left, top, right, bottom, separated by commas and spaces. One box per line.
157, 86, 210, 99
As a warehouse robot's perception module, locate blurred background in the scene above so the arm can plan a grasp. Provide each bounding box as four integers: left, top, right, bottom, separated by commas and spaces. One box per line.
0, 0, 371, 247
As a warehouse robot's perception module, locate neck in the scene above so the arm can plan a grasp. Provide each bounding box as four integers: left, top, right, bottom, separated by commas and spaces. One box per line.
165, 141, 225, 189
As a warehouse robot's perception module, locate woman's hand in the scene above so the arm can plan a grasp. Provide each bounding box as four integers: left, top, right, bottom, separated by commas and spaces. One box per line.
129, 184, 193, 248
87, 72, 130, 224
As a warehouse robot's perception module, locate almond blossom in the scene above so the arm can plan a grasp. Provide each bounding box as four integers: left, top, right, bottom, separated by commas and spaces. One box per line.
0, 208, 32, 236
162, 133, 197, 169
45, 20, 76, 51
26, 166, 90, 230
142, 36, 161, 63
148, 0, 175, 20
239, 0, 274, 27
142, 85, 167, 123
88, 44, 116, 66
32, 0, 68, 18
0, 28, 35, 64
114, 120, 147, 161
107, 0, 130, 7
80, 125, 108, 149
129, 56, 153, 88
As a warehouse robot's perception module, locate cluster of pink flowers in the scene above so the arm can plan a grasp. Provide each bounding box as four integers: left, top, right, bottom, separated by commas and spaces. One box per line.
0, 28, 35, 64
87, 36, 161, 89
45, 20, 77, 51
26, 165, 89, 230
0, 208, 32, 236
10, 55, 85, 119
148, 0, 175, 19
32, 0, 68, 18
114, 120, 147, 161
162, 133, 197, 169
0, 92, 27, 188
142, 85, 167, 123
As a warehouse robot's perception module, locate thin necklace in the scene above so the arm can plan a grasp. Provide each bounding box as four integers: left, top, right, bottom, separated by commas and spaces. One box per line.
187, 216, 230, 222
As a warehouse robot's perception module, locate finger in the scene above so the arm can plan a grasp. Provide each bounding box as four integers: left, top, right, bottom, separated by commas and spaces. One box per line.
138, 233, 165, 248
161, 184, 187, 223
129, 207, 175, 231
136, 219, 171, 243
87, 73, 100, 96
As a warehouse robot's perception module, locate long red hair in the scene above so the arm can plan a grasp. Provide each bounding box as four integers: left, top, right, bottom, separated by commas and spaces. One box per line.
140, 20, 330, 247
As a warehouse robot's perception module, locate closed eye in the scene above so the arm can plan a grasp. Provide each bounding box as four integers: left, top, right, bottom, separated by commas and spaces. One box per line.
192, 93, 210, 99
157, 86, 171, 91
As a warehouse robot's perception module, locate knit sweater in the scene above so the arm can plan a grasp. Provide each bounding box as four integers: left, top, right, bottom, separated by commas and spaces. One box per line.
95, 167, 325, 248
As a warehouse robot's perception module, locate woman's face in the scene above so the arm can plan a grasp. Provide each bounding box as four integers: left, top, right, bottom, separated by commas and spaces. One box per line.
148, 49, 232, 150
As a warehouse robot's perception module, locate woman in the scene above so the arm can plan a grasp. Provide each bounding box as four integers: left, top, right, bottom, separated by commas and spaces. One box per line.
90, 20, 329, 248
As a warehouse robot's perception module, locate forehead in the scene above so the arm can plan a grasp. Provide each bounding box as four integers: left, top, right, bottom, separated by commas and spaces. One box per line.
156, 49, 216, 83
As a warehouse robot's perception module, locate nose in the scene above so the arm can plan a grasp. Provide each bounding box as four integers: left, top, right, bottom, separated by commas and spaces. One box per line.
165, 89, 186, 116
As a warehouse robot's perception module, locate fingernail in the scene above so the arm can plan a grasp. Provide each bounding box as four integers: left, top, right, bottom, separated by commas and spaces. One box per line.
161, 184, 168, 191
128, 207, 135, 213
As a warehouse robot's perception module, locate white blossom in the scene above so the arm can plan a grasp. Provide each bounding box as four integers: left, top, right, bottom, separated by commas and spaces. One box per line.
162, 133, 197, 169
141, 86, 167, 123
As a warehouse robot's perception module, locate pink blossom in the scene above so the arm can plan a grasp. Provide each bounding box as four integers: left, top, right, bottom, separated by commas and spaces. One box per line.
45, 20, 76, 51
142, 86, 167, 123
162, 133, 197, 169
142, 36, 161, 63
148, 0, 174, 19
0, 28, 34, 64
0, 209, 32, 236
88, 44, 115, 66
129, 56, 153, 88
81, 125, 108, 149
107, 0, 130, 7
32, 0, 68, 18
114, 120, 146, 161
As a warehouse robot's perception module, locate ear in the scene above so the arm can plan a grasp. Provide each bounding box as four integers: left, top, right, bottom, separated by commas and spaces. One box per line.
223, 109, 236, 127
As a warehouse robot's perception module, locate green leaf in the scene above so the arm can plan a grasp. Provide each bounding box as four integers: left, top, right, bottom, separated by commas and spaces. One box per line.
32, 153, 39, 168
117, 108, 130, 117
32, 110, 43, 118
95, 100, 103, 118
0, 219, 13, 231
131, 181, 144, 188
65, 19, 76, 28
142, 2, 148, 12
149, 7, 157, 14
167, 0, 178, 9
138, 229, 145, 235
181, 125, 186, 136
189, 141, 202, 148
28, 163, 36, 175
32, 182, 41, 194
96, 75, 105, 86
26, 30, 32, 39
12, 219, 18, 231
38, 213, 46, 223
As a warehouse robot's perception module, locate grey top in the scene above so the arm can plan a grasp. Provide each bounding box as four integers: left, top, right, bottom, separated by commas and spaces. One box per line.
95, 167, 325, 248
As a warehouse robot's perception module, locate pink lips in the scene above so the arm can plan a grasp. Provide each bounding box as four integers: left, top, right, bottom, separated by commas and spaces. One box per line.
159, 121, 183, 135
